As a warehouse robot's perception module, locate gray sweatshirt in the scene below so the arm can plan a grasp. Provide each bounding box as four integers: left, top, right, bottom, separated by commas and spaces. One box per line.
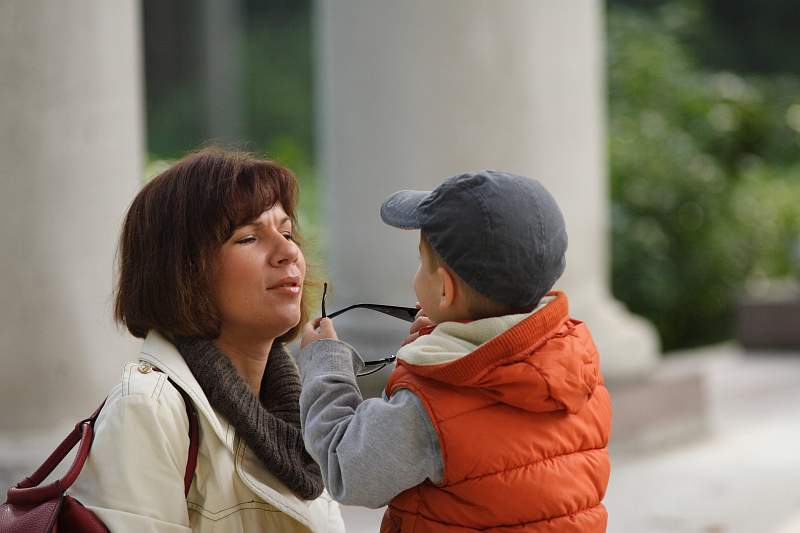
295, 339, 443, 508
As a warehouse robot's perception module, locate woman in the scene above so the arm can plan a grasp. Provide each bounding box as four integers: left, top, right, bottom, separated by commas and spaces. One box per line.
69, 148, 344, 532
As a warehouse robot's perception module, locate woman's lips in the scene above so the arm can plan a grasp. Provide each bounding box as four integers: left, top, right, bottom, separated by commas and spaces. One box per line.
267, 276, 302, 296
268, 285, 302, 296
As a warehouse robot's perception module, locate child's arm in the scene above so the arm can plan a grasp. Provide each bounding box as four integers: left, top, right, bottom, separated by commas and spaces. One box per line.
297, 319, 443, 508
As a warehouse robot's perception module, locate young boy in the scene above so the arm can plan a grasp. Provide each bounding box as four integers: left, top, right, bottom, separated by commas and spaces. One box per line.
298, 171, 611, 532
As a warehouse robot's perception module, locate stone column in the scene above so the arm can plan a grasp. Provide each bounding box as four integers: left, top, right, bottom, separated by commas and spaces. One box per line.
202, 0, 244, 143
317, 0, 659, 382
0, 0, 142, 482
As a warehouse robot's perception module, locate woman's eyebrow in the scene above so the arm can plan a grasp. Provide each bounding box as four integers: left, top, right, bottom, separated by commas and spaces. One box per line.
243, 216, 292, 227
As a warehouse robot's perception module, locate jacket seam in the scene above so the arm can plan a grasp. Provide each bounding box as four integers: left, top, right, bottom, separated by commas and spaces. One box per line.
522, 360, 558, 408
392, 499, 605, 530
121, 362, 171, 400
427, 379, 609, 425
428, 399, 500, 423
187, 501, 282, 521
123, 363, 132, 397
152, 371, 167, 399
84, 505, 191, 528
445, 445, 607, 488
187, 499, 274, 514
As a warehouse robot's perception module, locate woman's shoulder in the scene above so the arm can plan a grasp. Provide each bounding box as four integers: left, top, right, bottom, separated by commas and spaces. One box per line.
101, 361, 191, 432
68, 361, 196, 530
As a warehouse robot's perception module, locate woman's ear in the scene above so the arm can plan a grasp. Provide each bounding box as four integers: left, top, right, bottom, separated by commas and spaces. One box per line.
437, 266, 457, 310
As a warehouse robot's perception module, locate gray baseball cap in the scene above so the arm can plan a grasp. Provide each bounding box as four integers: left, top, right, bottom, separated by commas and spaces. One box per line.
380, 170, 567, 308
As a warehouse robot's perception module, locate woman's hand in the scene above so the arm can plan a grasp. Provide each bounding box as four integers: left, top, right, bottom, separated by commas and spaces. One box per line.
301, 317, 339, 349
400, 304, 436, 346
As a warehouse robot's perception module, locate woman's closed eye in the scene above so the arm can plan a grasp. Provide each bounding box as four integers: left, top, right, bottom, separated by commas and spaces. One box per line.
236, 235, 257, 245
235, 232, 293, 245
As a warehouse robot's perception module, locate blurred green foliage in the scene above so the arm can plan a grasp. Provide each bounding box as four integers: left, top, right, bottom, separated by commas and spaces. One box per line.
143, 0, 313, 165
243, 1, 314, 167
610, 0, 800, 75
608, 3, 800, 350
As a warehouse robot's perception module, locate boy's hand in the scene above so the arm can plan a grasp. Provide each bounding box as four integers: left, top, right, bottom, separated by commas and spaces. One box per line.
400, 304, 436, 346
301, 317, 339, 349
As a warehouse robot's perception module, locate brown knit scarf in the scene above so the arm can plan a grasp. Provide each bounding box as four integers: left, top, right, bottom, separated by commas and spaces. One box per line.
175, 337, 324, 500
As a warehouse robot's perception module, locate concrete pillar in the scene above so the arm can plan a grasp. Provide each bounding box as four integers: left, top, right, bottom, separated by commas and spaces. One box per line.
0, 0, 142, 481
202, 0, 244, 143
318, 0, 659, 381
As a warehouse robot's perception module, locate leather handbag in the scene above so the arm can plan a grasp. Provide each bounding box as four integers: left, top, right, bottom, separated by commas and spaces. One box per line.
0, 376, 199, 533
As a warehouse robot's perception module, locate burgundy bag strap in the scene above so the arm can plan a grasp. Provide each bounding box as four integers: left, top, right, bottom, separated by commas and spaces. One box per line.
7, 401, 107, 505
168, 377, 200, 496
6, 373, 200, 506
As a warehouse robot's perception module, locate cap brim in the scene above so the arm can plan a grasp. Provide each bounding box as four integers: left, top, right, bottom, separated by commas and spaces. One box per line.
380, 189, 430, 229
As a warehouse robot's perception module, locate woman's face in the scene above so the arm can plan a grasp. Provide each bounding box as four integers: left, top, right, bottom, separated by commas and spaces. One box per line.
213, 203, 306, 341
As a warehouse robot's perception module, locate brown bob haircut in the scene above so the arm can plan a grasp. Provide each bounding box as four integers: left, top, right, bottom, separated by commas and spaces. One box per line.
115, 147, 310, 343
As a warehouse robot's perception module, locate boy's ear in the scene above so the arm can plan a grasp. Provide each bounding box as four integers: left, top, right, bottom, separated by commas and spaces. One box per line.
437, 266, 457, 310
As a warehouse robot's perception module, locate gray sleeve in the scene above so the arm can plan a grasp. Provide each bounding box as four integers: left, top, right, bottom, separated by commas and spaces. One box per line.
296, 339, 443, 508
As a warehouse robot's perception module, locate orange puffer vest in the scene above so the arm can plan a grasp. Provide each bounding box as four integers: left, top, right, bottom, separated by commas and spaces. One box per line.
381, 292, 612, 533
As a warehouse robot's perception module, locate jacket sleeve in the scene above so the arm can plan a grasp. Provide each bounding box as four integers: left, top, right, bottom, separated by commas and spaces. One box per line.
68, 370, 193, 532
297, 339, 443, 508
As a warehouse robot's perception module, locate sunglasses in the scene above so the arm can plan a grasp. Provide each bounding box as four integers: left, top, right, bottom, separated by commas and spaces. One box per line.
321, 283, 418, 376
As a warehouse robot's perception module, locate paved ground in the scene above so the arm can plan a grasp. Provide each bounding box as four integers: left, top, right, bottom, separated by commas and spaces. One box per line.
339, 346, 800, 533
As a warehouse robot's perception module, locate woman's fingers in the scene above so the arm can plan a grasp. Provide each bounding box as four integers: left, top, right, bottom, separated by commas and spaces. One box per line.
317, 317, 339, 339
300, 321, 317, 348
300, 317, 337, 348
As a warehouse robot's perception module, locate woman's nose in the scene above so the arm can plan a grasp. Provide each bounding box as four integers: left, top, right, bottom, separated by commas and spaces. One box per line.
271, 235, 300, 266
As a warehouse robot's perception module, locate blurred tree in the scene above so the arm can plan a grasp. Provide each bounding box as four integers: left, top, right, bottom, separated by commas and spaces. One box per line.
608, 4, 800, 350
142, 0, 206, 158
142, 0, 313, 168
699, 0, 800, 74
609, 0, 800, 75
243, 0, 313, 165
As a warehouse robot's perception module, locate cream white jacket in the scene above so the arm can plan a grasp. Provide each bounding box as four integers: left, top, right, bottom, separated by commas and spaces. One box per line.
69, 331, 345, 532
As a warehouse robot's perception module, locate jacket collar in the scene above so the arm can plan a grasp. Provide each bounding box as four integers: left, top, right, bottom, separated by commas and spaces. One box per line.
396, 296, 554, 366
397, 291, 570, 384
138, 330, 234, 453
